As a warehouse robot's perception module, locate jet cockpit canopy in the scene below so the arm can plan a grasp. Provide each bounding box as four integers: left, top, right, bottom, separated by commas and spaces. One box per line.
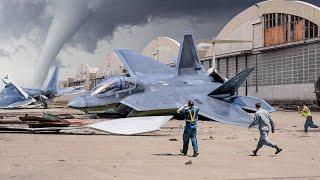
90, 77, 136, 96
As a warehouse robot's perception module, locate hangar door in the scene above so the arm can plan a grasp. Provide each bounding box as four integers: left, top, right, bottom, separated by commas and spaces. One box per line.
252, 22, 263, 49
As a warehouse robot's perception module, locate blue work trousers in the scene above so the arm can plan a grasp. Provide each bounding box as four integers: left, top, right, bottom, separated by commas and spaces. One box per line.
182, 127, 198, 154
304, 116, 319, 133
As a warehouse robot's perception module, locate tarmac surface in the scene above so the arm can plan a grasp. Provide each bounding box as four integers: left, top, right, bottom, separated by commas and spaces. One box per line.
1, 108, 320, 180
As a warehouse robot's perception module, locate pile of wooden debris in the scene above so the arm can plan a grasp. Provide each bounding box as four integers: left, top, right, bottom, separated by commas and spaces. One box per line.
19, 113, 71, 128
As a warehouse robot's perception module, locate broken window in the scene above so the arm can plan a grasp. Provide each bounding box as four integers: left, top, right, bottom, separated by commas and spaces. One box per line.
305, 19, 319, 39
264, 13, 318, 46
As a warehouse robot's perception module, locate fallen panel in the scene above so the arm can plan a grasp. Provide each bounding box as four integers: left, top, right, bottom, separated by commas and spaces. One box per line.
87, 116, 173, 135
0, 126, 80, 133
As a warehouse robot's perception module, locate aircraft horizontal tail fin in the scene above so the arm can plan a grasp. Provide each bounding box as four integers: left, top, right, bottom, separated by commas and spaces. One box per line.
208, 68, 254, 97
176, 33, 202, 75
232, 96, 276, 113
2, 76, 30, 100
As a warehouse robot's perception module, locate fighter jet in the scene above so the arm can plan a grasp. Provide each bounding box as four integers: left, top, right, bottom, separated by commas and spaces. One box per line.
0, 66, 86, 109
68, 33, 275, 126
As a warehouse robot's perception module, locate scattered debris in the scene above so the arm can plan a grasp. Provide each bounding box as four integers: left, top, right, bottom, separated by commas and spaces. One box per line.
19, 114, 70, 128
185, 160, 192, 165
54, 114, 75, 119
202, 136, 214, 141
0, 118, 21, 124
68, 119, 89, 126
0, 126, 80, 133
225, 136, 238, 140
78, 114, 98, 119
169, 138, 178, 141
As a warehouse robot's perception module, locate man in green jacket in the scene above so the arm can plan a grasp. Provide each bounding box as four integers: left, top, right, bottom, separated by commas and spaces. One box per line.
298, 102, 319, 134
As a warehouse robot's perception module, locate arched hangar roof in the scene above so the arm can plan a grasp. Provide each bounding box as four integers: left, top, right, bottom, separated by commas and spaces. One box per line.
217, 0, 320, 39
142, 37, 180, 65
207, 0, 320, 57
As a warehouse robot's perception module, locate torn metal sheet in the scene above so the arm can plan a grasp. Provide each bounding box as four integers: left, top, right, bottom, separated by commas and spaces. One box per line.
87, 116, 173, 135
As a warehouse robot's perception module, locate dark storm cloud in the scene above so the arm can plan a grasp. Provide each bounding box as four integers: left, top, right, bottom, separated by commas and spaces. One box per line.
0, 0, 319, 52
72, 0, 264, 51
0, 0, 48, 39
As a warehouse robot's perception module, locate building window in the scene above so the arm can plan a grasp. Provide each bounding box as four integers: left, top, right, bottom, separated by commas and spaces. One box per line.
264, 13, 319, 46
264, 13, 277, 29
305, 20, 319, 39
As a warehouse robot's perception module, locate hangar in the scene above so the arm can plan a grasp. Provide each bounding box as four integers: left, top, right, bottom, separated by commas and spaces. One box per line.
202, 0, 320, 103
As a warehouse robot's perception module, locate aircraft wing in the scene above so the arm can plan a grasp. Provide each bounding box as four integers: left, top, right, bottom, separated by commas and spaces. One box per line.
120, 92, 182, 111
121, 92, 253, 126
175, 94, 253, 126
114, 49, 175, 80
196, 96, 253, 126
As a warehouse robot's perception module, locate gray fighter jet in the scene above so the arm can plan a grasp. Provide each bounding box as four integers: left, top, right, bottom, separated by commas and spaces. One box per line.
68, 33, 275, 126
0, 66, 86, 109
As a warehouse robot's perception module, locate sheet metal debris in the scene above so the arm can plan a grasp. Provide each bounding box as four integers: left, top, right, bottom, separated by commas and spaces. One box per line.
88, 116, 172, 135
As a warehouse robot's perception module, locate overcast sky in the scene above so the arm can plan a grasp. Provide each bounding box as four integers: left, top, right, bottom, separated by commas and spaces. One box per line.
0, 0, 319, 89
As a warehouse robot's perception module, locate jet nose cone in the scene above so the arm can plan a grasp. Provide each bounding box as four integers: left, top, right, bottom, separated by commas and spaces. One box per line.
68, 97, 86, 108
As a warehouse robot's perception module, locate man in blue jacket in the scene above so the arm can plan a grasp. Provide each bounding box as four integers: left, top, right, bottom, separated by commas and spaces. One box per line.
177, 100, 199, 157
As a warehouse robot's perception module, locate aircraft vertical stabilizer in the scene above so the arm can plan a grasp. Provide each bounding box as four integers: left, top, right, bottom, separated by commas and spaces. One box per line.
176, 33, 202, 75
46, 66, 59, 94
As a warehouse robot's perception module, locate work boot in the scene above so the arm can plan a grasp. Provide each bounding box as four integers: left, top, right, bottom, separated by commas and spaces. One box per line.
275, 146, 282, 154
180, 149, 187, 156
252, 149, 258, 156
192, 151, 199, 157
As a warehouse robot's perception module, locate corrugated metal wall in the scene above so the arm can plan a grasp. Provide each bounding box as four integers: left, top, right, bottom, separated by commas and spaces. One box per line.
216, 41, 320, 88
